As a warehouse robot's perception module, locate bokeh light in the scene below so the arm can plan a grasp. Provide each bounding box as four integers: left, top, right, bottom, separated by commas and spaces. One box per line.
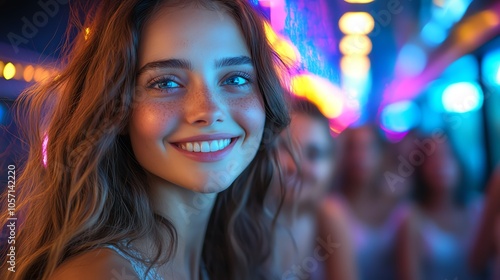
482, 49, 500, 86
381, 100, 421, 133
339, 12, 375, 35
3, 62, 16, 80
340, 55, 371, 77
339, 35, 372, 56
395, 43, 427, 76
264, 21, 301, 67
421, 21, 447, 46
291, 74, 344, 118
442, 82, 483, 113
23, 65, 35, 82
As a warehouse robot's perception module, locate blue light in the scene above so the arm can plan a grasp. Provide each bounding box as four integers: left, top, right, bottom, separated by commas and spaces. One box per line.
442, 82, 483, 113
432, 0, 472, 29
380, 100, 421, 133
421, 21, 447, 46
396, 43, 427, 76
482, 49, 500, 86
0, 103, 5, 125
442, 55, 478, 81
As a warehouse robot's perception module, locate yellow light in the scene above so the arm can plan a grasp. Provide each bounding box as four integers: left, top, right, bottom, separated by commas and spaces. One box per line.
3, 62, 16, 80
345, 0, 374, 3
339, 12, 375, 35
340, 55, 371, 77
264, 21, 301, 67
23, 65, 35, 82
84, 27, 90, 40
339, 35, 373, 56
264, 21, 279, 44
291, 74, 344, 118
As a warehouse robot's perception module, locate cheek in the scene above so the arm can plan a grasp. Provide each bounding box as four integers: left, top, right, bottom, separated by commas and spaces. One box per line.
229, 93, 266, 139
129, 101, 181, 145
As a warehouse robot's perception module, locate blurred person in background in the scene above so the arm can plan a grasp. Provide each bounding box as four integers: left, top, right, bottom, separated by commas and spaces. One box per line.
330, 125, 410, 280
398, 134, 484, 280
266, 98, 357, 280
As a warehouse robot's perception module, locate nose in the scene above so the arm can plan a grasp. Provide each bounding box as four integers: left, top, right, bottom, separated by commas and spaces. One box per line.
184, 85, 224, 126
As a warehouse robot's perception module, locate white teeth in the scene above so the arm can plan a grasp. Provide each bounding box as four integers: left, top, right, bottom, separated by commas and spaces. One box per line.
201, 141, 210, 152
177, 138, 232, 153
210, 140, 219, 152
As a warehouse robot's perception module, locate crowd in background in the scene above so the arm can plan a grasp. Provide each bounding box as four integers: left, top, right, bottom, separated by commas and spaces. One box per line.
270, 97, 500, 280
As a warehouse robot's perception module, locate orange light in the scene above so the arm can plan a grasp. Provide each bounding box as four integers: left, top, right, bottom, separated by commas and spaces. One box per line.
3, 62, 16, 80
23, 65, 35, 82
0, 61, 4, 78
339, 35, 373, 56
339, 12, 375, 35
457, 10, 500, 47
34, 67, 46, 82
340, 55, 371, 77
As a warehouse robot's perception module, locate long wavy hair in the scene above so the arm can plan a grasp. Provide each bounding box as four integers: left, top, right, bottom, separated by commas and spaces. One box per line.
0, 0, 290, 279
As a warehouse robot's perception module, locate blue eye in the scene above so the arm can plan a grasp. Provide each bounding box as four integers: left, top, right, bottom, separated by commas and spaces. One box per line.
147, 76, 182, 91
223, 75, 250, 86
155, 79, 180, 89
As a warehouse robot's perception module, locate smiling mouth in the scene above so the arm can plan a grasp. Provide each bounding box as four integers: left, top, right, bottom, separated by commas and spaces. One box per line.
175, 138, 236, 153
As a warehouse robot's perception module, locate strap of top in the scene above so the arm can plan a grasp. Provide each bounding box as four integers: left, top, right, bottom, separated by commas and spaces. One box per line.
102, 243, 163, 280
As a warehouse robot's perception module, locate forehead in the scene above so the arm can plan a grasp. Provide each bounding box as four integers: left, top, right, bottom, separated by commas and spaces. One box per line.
138, 4, 249, 66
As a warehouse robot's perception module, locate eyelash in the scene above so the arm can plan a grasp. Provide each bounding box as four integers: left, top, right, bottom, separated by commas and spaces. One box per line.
226, 71, 253, 87
146, 75, 179, 90
146, 72, 253, 91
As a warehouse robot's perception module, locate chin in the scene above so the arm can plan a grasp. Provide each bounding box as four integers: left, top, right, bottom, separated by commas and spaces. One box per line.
182, 175, 238, 194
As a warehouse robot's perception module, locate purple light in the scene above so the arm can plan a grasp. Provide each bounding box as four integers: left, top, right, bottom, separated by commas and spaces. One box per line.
42, 132, 48, 167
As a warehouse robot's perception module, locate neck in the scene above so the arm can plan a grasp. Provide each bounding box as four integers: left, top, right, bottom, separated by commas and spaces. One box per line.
144, 173, 217, 280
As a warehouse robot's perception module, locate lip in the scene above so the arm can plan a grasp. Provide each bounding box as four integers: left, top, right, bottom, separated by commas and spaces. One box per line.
170, 135, 239, 162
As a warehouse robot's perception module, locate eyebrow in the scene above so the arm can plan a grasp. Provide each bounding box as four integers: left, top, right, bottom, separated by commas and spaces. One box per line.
214, 56, 253, 68
136, 56, 253, 76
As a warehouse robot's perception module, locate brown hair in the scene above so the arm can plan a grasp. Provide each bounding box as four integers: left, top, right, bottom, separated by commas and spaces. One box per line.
0, 1, 290, 279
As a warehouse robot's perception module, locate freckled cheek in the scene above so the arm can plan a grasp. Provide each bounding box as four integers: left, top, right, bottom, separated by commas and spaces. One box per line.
229, 94, 266, 138
129, 102, 182, 141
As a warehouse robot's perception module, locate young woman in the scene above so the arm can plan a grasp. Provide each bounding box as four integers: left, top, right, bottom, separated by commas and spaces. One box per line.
398, 135, 483, 280
0, 0, 291, 279
266, 98, 357, 280
332, 125, 410, 280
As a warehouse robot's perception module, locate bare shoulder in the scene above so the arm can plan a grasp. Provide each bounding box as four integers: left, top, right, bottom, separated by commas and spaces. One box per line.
49, 248, 139, 280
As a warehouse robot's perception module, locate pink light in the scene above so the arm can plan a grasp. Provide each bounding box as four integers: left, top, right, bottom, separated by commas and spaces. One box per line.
42, 133, 48, 167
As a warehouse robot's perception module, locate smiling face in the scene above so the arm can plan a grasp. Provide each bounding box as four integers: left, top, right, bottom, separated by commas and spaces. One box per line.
129, 4, 266, 193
